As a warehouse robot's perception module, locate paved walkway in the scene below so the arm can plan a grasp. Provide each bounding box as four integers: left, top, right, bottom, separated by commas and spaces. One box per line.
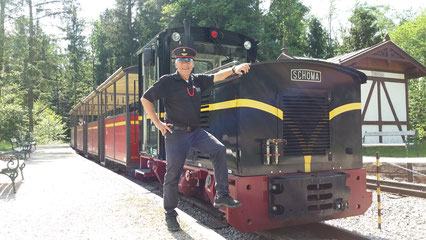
0, 145, 224, 240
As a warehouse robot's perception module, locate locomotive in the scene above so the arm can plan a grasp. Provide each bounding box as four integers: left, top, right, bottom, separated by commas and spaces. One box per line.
70, 23, 372, 232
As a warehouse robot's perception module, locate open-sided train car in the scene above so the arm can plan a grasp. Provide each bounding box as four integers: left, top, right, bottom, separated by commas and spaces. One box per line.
70, 66, 140, 168
70, 24, 372, 233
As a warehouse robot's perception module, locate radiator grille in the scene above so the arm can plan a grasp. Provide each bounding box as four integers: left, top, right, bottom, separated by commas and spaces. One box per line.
282, 94, 330, 156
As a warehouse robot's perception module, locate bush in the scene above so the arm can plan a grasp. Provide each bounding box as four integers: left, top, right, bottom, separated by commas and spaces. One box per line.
33, 102, 67, 144
408, 78, 426, 140
0, 85, 26, 142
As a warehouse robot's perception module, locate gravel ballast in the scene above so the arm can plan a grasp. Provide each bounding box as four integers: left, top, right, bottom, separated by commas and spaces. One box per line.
326, 191, 426, 240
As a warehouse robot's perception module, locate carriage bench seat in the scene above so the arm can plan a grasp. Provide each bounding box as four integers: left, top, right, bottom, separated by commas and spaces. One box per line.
362, 130, 418, 157
0, 154, 25, 193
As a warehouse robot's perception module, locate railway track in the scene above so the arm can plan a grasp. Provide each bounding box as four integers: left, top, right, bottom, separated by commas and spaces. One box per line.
128, 174, 372, 239
366, 178, 426, 198
256, 222, 370, 240
182, 191, 370, 239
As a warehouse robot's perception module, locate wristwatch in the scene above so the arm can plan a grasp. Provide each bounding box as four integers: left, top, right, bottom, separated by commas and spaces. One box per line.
232, 66, 236, 74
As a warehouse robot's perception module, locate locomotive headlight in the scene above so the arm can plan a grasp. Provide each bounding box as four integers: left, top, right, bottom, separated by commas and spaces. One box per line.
244, 40, 252, 50
172, 32, 181, 42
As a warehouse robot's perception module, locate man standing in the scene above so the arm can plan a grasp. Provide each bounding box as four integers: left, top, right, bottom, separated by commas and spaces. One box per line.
141, 46, 250, 231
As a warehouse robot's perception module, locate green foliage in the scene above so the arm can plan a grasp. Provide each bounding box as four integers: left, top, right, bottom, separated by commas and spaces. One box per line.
33, 101, 66, 144
0, 84, 26, 142
407, 79, 426, 139
160, 0, 262, 37
340, 3, 383, 53
135, 0, 167, 46
91, 0, 138, 86
111, 0, 138, 67
306, 17, 327, 58
90, 13, 115, 85
61, 0, 94, 107
0, 140, 11, 151
390, 12, 426, 139
260, 0, 309, 60
390, 11, 425, 65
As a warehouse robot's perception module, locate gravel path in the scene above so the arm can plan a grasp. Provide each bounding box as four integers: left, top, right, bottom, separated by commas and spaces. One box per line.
0, 145, 223, 240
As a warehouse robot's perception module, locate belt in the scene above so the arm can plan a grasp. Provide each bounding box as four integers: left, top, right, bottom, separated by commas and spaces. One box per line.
173, 125, 198, 133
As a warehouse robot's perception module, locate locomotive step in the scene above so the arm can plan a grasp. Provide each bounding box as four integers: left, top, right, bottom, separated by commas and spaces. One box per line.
135, 168, 155, 181
135, 168, 151, 174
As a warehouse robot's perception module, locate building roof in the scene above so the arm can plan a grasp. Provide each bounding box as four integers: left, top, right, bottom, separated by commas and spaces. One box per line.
326, 40, 426, 79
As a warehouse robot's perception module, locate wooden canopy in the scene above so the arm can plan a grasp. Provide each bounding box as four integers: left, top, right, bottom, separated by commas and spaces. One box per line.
327, 38, 426, 79
70, 66, 138, 115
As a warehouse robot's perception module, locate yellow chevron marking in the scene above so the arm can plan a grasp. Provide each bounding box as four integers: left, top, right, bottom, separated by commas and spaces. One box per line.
201, 99, 283, 120
329, 103, 361, 120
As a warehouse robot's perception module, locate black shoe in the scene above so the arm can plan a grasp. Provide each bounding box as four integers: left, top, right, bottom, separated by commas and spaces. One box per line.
165, 215, 181, 231
214, 194, 242, 208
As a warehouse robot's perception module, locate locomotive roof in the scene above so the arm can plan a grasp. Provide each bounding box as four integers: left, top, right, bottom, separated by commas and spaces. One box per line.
136, 26, 258, 56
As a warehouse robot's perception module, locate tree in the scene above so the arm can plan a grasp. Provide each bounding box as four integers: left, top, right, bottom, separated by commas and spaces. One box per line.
158, 0, 262, 38
33, 100, 67, 144
390, 11, 425, 65
0, 84, 26, 142
19, 0, 63, 133
340, 3, 382, 53
0, 0, 6, 79
390, 11, 426, 138
306, 17, 327, 58
61, 0, 92, 107
91, 16, 113, 85
260, 0, 309, 60
324, 0, 338, 58
91, 0, 138, 86
114, 0, 138, 68
135, 0, 166, 46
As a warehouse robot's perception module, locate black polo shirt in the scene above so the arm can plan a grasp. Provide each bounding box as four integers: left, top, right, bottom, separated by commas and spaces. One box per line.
142, 72, 214, 127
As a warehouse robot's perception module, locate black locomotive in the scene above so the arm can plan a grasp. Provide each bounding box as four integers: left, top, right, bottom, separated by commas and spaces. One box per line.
70, 23, 372, 232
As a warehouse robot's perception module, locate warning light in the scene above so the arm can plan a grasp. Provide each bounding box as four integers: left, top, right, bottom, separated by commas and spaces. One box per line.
210, 30, 218, 39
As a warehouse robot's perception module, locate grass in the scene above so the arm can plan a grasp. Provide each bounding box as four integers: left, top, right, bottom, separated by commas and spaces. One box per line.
0, 141, 11, 152
363, 139, 426, 157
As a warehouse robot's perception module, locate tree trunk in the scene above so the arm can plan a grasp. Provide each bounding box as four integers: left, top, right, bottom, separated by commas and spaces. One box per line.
28, 0, 35, 133
127, 0, 132, 65
0, 0, 6, 80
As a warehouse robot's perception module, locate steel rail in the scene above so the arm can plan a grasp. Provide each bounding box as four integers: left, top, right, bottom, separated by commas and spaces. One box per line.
366, 178, 426, 198
256, 222, 371, 240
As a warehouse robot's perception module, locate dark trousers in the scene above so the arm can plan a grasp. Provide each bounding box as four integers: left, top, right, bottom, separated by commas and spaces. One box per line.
163, 127, 229, 214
